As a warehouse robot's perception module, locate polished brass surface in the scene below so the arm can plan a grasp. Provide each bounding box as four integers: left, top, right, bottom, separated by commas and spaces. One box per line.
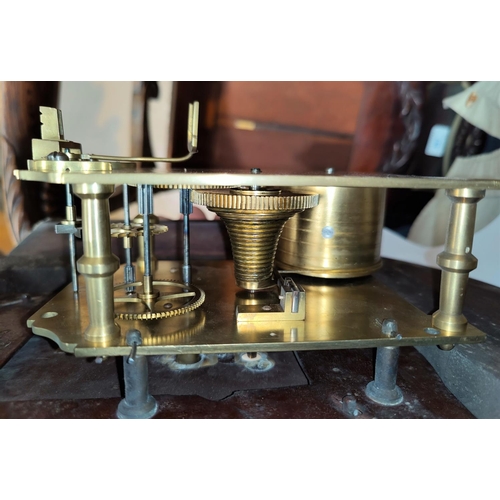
15, 167, 500, 190
192, 189, 319, 211
31, 106, 83, 160
16, 106, 494, 369
26, 261, 485, 357
72, 183, 120, 344
193, 188, 318, 290
236, 275, 306, 321
155, 184, 231, 189
276, 186, 386, 278
114, 279, 205, 320
40, 106, 65, 141
432, 188, 485, 333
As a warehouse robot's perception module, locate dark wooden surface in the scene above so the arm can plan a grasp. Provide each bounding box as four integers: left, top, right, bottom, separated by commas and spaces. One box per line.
0, 81, 61, 243
171, 81, 421, 175
0, 345, 473, 419
0, 296, 45, 369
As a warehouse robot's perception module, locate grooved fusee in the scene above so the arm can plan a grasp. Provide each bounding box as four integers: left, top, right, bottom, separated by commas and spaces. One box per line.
193, 189, 318, 290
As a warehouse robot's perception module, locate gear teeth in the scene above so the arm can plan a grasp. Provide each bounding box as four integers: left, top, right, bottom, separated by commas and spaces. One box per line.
154, 184, 232, 190
110, 223, 168, 238
114, 280, 205, 320
191, 189, 319, 211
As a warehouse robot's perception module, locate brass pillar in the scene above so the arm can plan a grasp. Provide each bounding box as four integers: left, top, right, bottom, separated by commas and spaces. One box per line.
73, 183, 120, 343
432, 188, 485, 333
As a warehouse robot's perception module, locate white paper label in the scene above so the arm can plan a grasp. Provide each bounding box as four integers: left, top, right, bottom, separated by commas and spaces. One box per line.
425, 124, 451, 158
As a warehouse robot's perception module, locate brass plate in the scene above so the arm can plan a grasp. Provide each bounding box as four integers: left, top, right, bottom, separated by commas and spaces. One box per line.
14, 167, 500, 190
27, 261, 486, 357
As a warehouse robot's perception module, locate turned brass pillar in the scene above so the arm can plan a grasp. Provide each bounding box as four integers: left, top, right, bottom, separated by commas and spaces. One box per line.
432, 188, 485, 333
73, 183, 120, 343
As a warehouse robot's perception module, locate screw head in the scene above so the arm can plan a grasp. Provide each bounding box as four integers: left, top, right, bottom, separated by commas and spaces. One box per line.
47, 151, 69, 161
381, 319, 399, 337
126, 329, 142, 346
250, 168, 262, 174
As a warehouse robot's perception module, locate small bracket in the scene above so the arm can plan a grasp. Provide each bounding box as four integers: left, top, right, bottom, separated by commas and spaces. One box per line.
32, 107, 82, 160
55, 221, 82, 238
236, 274, 306, 322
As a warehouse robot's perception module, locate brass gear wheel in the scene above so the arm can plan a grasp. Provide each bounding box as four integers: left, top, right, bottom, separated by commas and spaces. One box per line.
114, 280, 205, 320
191, 188, 319, 211
110, 222, 168, 238
153, 184, 232, 190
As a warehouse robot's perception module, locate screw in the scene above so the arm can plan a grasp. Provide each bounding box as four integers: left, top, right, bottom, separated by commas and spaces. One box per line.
128, 343, 138, 364
424, 327, 440, 336
47, 151, 69, 161
325, 167, 335, 175
262, 305, 272, 311
381, 319, 399, 338
250, 168, 262, 174
342, 395, 361, 417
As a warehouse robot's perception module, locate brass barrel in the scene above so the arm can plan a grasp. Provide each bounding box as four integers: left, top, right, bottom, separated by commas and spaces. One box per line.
276, 186, 386, 278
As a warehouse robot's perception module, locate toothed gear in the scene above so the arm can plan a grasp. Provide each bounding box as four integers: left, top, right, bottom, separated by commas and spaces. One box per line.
191, 189, 319, 211
114, 280, 205, 320
110, 222, 168, 238
153, 184, 233, 190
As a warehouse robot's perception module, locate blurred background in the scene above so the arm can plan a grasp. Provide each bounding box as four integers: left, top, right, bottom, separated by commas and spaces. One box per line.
1, 81, 499, 284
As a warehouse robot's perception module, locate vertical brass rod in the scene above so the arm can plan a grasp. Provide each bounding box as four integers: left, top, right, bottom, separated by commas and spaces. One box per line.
73, 183, 120, 344
142, 185, 152, 278
432, 188, 485, 333
122, 184, 135, 291
180, 188, 192, 285
66, 184, 79, 293
123, 183, 131, 227
68, 228, 78, 293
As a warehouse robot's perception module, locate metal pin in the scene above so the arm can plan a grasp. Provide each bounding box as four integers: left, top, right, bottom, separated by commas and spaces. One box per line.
180, 188, 192, 285
128, 342, 138, 364
66, 184, 79, 293
141, 185, 153, 278
126, 329, 142, 364
122, 184, 136, 292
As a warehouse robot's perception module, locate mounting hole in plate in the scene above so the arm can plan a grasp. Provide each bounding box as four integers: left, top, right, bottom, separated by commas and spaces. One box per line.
424, 327, 440, 335
42, 312, 58, 319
